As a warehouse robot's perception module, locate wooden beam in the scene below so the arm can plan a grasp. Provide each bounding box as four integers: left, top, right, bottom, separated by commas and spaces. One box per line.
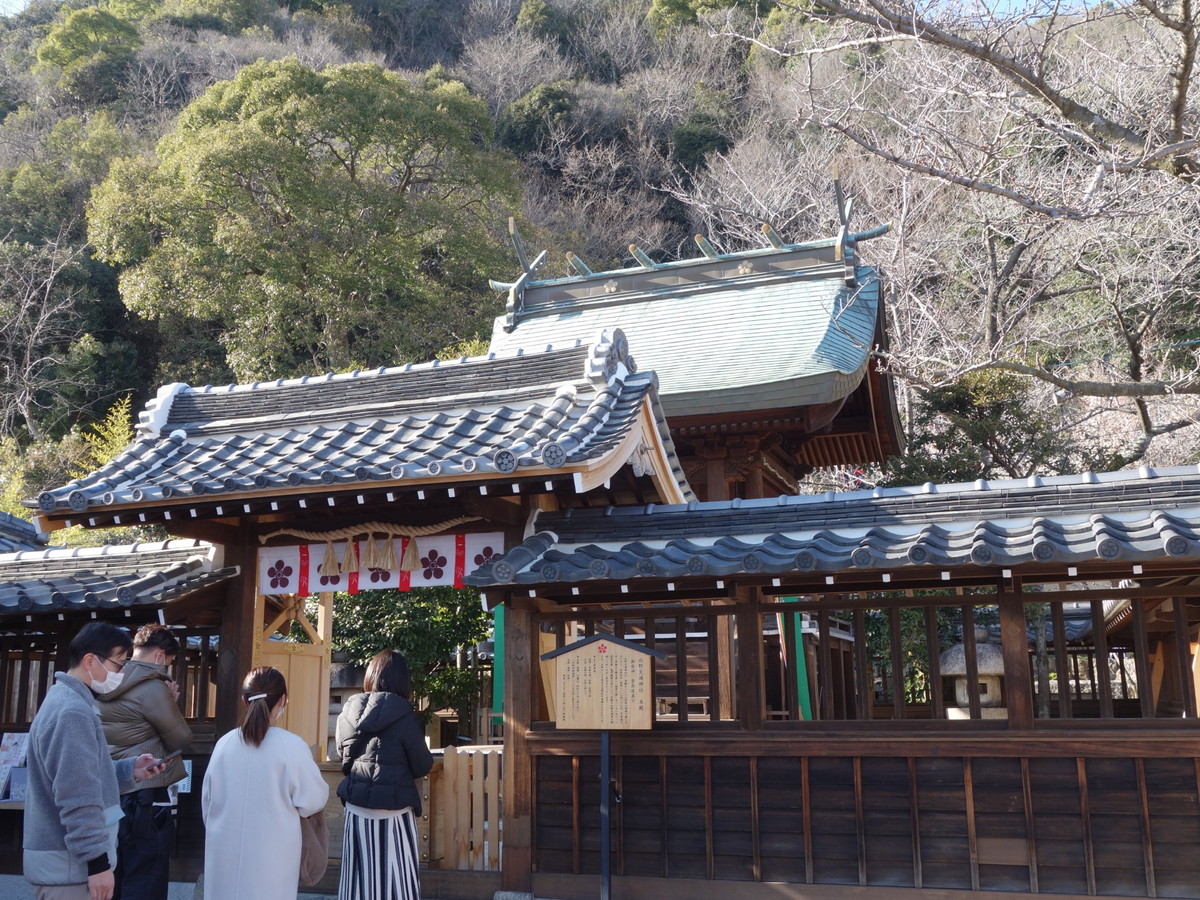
999, 591, 1034, 729
1077, 758, 1097, 895
854, 608, 871, 721
729, 585, 758, 734
750, 757, 762, 882
908, 757, 923, 889
1173, 599, 1196, 717
501, 603, 534, 892
962, 605, 981, 720
215, 522, 258, 736
1135, 757, 1156, 898
1091, 600, 1113, 718
963, 758, 980, 891
1020, 758, 1038, 893
924, 606, 945, 719
888, 607, 904, 718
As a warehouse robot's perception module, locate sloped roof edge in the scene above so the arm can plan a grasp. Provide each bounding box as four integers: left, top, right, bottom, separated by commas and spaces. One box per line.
466, 464, 1200, 587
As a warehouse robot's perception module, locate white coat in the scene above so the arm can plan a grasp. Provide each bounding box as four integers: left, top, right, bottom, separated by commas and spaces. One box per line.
201, 726, 329, 900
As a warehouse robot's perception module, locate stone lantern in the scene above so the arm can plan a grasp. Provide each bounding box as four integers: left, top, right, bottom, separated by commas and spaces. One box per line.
939, 627, 1007, 719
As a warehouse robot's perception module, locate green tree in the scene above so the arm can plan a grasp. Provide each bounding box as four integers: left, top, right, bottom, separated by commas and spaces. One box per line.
35, 7, 142, 105
881, 371, 1098, 486
154, 0, 272, 33
648, 0, 774, 35
70, 393, 133, 478
496, 82, 573, 155
331, 586, 492, 736
88, 58, 520, 380
516, 0, 572, 47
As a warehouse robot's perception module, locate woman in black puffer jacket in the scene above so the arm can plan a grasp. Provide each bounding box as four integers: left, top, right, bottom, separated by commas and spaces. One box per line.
335, 650, 434, 900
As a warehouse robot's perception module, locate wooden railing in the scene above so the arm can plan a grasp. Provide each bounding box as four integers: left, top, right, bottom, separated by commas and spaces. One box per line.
428, 744, 503, 871
0, 629, 219, 733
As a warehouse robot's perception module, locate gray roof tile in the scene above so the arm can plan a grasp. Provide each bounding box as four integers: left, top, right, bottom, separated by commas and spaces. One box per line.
0, 540, 235, 617
0, 512, 46, 553
466, 465, 1200, 586
32, 332, 694, 519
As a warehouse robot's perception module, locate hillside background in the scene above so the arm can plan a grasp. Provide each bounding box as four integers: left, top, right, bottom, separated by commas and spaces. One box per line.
1, 0, 1198, 524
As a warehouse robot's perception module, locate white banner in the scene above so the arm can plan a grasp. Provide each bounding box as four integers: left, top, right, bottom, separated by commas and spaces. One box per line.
257, 532, 503, 596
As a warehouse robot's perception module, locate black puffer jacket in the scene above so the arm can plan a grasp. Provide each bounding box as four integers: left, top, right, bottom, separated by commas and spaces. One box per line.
336, 691, 433, 813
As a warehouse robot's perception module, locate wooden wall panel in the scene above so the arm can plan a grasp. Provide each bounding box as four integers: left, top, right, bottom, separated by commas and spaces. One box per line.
756, 754, 807, 882
1027, 758, 1089, 895
1142, 758, 1200, 898
712, 758, 755, 880
973, 755, 1031, 894
807, 757, 858, 885
913, 759, 971, 891
664, 757, 708, 879
619, 754, 667, 876
531, 746, 1200, 896
860, 756, 915, 886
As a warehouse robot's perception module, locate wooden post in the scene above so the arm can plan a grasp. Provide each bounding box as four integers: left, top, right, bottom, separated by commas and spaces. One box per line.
999, 588, 1034, 729
735, 585, 763, 730
501, 600, 534, 892
216, 524, 259, 736
701, 446, 728, 502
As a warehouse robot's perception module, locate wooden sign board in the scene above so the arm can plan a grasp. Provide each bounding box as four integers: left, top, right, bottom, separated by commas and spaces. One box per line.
541, 635, 665, 731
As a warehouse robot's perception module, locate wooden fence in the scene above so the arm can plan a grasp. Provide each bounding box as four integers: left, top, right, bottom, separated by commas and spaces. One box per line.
429, 744, 503, 871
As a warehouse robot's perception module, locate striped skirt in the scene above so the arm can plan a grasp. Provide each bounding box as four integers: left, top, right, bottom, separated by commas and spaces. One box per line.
338, 803, 421, 900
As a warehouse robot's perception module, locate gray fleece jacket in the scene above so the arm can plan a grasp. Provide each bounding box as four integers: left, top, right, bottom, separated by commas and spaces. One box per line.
23, 672, 137, 886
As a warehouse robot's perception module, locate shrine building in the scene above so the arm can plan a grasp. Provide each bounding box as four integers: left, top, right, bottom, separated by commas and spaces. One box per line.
5, 215, 1199, 900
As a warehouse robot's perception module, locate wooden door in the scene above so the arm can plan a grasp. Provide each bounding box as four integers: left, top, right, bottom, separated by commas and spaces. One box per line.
253, 591, 334, 761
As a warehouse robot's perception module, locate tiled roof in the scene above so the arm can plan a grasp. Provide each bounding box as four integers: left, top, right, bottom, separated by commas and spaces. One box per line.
488, 232, 883, 419
0, 540, 236, 618
0, 512, 46, 553
466, 465, 1200, 586
29, 331, 693, 522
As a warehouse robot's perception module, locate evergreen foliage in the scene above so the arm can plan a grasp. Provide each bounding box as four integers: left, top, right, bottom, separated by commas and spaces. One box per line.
87, 58, 520, 380
330, 586, 492, 732
496, 81, 573, 154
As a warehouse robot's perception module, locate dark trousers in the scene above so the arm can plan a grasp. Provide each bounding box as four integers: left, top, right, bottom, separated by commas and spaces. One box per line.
113, 787, 174, 900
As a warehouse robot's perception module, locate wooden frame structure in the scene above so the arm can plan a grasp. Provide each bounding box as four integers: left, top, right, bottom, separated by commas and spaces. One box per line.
475, 468, 1200, 900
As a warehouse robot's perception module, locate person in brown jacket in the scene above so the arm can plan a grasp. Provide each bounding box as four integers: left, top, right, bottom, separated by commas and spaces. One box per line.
96, 624, 191, 900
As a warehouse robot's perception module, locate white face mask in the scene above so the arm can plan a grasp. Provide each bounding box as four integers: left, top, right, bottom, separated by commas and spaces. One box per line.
92, 662, 125, 694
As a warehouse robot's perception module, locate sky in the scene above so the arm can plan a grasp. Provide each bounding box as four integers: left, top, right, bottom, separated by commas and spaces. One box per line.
0, 0, 26, 16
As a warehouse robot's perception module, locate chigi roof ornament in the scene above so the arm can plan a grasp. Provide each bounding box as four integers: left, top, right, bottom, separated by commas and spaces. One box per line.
490, 182, 891, 333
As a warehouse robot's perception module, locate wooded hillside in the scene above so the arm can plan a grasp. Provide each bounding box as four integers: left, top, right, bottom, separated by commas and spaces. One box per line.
0, 0, 1197, 518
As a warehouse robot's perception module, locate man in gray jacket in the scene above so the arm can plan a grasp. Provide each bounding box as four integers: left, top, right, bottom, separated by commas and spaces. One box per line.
96, 624, 191, 900
24, 622, 169, 900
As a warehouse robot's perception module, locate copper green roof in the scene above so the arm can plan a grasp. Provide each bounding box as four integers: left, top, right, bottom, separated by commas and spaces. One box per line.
488, 232, 885, 419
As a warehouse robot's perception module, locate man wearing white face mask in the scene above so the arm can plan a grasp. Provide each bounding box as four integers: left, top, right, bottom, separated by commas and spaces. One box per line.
23, 622, 171, 900
96, 625, 191, 900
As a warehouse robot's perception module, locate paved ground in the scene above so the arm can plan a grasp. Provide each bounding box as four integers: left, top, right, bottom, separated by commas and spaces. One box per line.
0, 874, 331, 898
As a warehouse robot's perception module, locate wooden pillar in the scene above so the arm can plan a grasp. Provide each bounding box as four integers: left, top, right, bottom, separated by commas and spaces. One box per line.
735, 585, 763, 730
216, 523, 259, 736
501, 599, 534, 892
746, 462, 764, 499
999, 585, 1034, 729
701, 446, 728, 502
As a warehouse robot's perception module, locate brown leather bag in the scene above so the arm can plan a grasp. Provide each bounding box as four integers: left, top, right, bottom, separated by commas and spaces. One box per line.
299, 810, 329, 886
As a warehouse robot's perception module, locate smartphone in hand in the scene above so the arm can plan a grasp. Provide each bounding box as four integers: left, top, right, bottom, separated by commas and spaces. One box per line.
153, 749, 184, 767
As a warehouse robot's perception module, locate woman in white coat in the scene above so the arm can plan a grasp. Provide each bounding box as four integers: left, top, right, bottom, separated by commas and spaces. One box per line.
202, 666, 329, 900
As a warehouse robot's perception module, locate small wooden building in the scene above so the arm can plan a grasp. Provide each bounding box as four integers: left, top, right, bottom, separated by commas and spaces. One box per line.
468, 466, 1200, 900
